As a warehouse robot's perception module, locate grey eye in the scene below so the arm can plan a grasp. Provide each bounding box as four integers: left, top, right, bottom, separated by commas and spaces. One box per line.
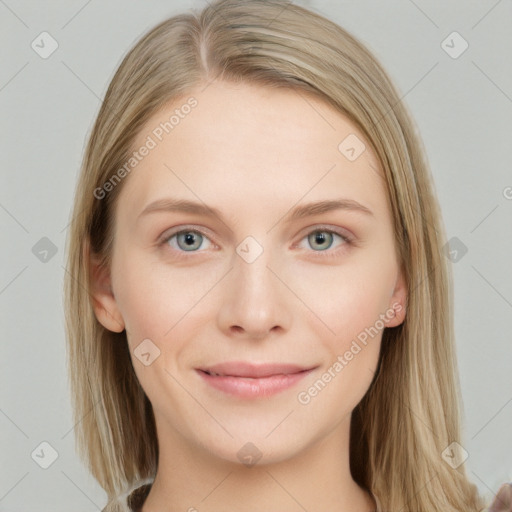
307, 231, 335, 251
176, 231, 204, 251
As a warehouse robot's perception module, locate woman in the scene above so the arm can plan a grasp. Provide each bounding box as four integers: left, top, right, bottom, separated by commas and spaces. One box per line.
63, 0, 511, 510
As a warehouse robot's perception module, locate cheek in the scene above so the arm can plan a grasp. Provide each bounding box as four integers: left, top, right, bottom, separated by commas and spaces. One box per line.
292, 263, 390, 414
287, 252, 396, 347
113, 252, 220, 339
114, 244, 396, 354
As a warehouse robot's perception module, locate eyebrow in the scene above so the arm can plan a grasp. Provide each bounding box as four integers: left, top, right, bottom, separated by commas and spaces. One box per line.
137, 197, 374, 225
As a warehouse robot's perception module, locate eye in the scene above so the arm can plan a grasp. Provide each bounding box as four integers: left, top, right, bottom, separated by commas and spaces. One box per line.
295, 227, 352, 256
161, 228, 214, 253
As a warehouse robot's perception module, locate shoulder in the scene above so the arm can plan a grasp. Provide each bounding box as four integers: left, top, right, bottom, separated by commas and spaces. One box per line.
485, 482, 512, 512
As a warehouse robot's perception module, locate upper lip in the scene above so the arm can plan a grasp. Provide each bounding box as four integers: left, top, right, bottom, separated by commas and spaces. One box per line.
198, 361, 315, 378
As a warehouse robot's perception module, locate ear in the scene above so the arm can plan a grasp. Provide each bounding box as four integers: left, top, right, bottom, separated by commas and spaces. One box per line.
87, 244, 125, 333
386, 267, 407, 328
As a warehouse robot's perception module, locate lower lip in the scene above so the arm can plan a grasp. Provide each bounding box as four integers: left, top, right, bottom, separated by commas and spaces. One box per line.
196, 369, 314, 398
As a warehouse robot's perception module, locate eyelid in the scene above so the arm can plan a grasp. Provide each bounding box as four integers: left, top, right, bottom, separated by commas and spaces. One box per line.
159, 225, 217, 247
294, 223, 354, 244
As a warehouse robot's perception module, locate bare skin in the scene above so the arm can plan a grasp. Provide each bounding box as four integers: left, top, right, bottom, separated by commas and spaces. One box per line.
91, 80, 407, 512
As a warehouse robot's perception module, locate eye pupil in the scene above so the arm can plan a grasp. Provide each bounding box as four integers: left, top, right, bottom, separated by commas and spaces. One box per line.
178, 231, 202, 250
309, 231, 333, 250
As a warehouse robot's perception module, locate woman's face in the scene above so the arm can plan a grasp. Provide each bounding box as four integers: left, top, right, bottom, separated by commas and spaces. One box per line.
91, 80, 406, 465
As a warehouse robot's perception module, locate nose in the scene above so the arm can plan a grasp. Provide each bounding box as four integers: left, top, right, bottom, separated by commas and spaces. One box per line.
216, 242, 292, 341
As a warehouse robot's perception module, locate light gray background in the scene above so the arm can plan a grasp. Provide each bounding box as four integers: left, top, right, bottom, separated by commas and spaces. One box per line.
1, 0, 511, 510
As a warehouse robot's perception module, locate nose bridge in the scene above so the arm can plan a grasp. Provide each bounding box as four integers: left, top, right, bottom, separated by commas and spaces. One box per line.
233, 233, 277, 299
217, 232, 290, 337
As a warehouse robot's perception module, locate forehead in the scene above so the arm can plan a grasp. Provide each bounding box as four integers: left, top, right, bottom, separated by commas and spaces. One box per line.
118, 80, 389, 222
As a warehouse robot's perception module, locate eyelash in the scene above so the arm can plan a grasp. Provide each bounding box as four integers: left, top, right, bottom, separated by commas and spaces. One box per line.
158, 225, 353, 261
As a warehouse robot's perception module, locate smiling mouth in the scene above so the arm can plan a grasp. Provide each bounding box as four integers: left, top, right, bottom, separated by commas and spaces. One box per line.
196, 362, 316, 398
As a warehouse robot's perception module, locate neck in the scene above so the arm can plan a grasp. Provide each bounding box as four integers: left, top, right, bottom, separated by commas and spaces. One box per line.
142, 414, 375, 512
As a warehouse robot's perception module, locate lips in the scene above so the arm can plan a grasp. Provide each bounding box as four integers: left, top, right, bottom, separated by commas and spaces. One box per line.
198, 361, 312, 378
196, 361, 316, 398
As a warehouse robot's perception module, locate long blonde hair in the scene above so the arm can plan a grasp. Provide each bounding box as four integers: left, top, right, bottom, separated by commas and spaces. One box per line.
63, 1, 485, 510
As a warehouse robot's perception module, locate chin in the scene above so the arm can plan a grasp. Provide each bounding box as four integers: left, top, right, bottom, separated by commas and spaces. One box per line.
190, 421, 316, 469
